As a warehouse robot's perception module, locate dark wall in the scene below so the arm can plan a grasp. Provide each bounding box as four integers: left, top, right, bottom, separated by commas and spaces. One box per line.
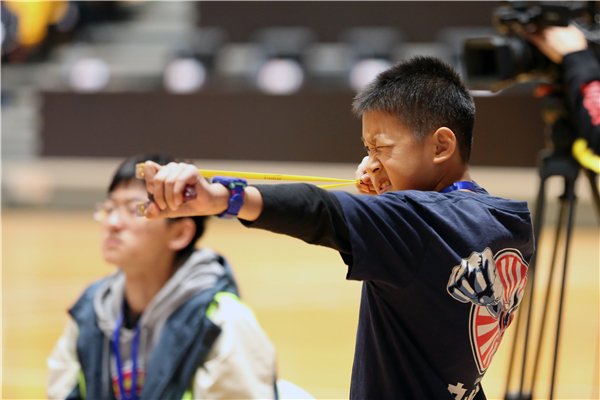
41, 1, 549, 167
42, 91, 364, 162
42, 91, 546, 167
198, 2, 497, 42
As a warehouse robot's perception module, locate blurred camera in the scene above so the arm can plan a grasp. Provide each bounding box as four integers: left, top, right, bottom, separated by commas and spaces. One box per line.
463, 1, 597, 91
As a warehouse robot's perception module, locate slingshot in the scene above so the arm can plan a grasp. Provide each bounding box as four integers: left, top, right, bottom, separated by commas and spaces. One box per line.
134, 162, 359, 216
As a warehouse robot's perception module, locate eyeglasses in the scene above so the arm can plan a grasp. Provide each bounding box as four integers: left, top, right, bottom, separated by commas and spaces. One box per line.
93, 200, 142, 222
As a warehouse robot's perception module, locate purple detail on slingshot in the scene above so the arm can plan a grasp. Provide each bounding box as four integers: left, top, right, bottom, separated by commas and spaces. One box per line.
183, 186, 197, 202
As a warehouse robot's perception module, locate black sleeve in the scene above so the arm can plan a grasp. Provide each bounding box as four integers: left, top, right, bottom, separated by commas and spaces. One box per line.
561, 49, 600, 154
239, 183, 352, 255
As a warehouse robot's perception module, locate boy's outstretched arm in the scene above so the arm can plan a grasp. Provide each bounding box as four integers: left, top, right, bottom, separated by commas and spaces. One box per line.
143, 161, 352, 255
240, 183, 352, 255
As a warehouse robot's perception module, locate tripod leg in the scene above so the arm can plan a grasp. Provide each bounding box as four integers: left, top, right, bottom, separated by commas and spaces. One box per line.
504, 279, 532, 399
505, 176, 547, 400
549, 187, 577, 400
527, 197, 567, 398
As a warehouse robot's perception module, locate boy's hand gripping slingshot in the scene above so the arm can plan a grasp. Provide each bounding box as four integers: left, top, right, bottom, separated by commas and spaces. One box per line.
134, 162, 359, 217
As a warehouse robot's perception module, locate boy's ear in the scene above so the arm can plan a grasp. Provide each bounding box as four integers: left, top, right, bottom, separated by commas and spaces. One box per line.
431, 127, 457, 164
167, 218, 197, 251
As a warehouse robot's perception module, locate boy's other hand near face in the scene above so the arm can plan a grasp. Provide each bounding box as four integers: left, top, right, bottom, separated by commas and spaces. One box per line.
355, 156, 378, 196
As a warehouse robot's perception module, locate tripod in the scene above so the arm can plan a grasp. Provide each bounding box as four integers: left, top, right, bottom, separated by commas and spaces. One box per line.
503, 145, 600, 398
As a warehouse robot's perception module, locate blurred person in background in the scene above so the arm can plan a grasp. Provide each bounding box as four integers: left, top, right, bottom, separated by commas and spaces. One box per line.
47, 154, 278, 400
2, 1, 130, 63
527, 24, 600, 156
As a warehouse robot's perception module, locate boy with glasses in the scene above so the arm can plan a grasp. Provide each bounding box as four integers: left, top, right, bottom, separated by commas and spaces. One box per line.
47, 154, 278, 400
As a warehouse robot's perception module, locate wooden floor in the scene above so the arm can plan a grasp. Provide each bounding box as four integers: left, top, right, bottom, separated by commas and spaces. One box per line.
2, 209, 598, 399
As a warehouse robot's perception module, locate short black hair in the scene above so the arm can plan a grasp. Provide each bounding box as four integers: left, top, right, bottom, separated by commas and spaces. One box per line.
109, 154, 207, 257
353, 56, 475, 163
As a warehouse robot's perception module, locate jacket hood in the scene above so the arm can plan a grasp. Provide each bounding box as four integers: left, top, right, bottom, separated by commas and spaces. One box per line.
93, 248, 227, 348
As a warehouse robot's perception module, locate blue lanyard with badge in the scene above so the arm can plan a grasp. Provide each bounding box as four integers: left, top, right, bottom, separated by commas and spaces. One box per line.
111, 309, 141, 400
440, 181, 476, 193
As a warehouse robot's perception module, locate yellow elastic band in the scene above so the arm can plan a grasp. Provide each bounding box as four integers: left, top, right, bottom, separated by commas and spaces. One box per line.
572, 138, 600, 174
197, 169, 355, 183
317, 182, 360, 189
135, 163, 358, 189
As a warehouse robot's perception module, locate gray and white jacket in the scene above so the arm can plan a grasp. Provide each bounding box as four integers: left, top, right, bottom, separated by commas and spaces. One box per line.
47, 248, 277, 399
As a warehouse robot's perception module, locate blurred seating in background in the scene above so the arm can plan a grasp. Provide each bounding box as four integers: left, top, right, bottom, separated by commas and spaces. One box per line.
2, 1, 477, 98
1, 1, 479, 164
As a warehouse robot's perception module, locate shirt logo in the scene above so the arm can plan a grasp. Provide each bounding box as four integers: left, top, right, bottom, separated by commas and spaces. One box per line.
447, 248, 528, 373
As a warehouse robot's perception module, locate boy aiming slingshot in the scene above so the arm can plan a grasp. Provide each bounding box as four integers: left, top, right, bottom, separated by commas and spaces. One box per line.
140, 56, 535, 400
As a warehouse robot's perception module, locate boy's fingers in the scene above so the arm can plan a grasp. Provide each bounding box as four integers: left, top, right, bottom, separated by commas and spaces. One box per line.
173, 165, 201, 207
356, 173, 376, 195
144, 201, 163, 219
354, 156, 370, 180
153, 165, 173, 211
141, 161, 204, 216
143, 161, 161, 194
354, 169, 363, 181
163, 163, 183, 211
356, 183, 369, 192
144, 198, 185, 219
145, 198, 203, 219
170, 173, 184, 209
356, 182, 375, 195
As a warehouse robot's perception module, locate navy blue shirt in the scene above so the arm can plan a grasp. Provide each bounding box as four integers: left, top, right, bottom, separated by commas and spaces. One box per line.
243, 183, 534, 400
335, 184, 533, 399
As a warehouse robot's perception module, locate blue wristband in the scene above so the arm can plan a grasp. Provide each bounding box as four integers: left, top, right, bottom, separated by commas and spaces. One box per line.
212, 176, 247, 219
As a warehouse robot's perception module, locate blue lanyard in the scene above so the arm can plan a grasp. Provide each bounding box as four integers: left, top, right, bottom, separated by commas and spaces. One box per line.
440, 181, 476, 193
111, 310, 141, 400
